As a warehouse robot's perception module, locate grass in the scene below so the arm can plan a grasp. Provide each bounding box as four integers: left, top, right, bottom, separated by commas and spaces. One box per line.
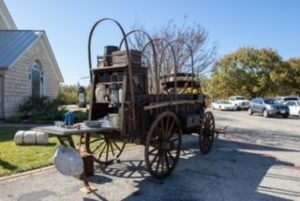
0, 127, 60, 177
0, 127, 135, 177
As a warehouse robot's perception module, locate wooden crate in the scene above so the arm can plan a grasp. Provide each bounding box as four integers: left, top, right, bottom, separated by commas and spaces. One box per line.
112, 50, 142, 66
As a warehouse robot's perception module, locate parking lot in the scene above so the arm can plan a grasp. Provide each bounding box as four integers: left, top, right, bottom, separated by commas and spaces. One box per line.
0, 110, 299, 201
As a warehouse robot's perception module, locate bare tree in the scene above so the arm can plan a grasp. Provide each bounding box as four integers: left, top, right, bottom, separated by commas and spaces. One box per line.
122, 18, 217, 93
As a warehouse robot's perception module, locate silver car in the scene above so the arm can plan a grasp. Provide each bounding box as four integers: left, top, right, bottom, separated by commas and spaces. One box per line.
248, 98, 289, 118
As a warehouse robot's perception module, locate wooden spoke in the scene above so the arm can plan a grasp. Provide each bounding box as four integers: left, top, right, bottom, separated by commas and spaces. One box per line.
166, 151, 175, 162
145, 111, 182, 180
99, 143, 107, 157
149, 147, 159, 155
166, 119, 176, 139
155, 154, 162, 173
105, 143, 109, 162
161, 154, 166, 173
164, 152, 170, 171
149, 152, 160, 167
85, 133, 126, 165
91, 140, 106, 153
90, 138, 101, 143
109, 141, 115, 156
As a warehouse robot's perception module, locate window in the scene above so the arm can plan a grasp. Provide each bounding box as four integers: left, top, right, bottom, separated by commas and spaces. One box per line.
286, 102, 295, 106
236, 96, 246, 100
257, 99, 263, 104
283, 97, 298, 102
31, 61, 44, 98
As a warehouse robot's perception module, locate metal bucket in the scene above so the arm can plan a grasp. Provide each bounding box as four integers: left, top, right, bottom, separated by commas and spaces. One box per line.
108, 113, 120, 128
103, 46, 118, 66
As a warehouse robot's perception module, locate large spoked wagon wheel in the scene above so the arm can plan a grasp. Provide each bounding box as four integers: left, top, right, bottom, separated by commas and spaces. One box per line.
199, 111, 215, 155
85, 133, 126, 165
145, 111, 182, 180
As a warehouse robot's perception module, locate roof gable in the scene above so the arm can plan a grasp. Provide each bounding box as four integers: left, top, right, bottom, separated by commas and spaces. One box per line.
0, 30, 40, 69
39, 32, 64, 82
0, 30, 64, 82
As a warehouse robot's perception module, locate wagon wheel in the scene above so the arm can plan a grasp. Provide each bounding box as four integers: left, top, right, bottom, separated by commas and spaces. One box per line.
199, 111, 215, 155
145, 111, 182, 180
85, 133, 126, 165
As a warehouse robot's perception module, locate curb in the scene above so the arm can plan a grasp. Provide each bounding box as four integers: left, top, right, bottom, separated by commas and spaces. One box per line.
0, 145, 144, 182
0, 166, 55, 182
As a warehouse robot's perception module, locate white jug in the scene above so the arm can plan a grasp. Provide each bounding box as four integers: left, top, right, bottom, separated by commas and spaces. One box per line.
95, 84, 106, 102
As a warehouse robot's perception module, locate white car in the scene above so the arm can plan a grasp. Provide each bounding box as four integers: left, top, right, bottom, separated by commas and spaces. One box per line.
228, 96, 250, 110
277, 96, 299, 103
284, 101, 300, 117
212, 100, 237, 111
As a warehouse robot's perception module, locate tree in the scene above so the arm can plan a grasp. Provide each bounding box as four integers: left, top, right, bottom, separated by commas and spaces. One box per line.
285, 58, 300, 95
126, 18, 217, 93
208, 47, 288, 99
57, 84, 79, 105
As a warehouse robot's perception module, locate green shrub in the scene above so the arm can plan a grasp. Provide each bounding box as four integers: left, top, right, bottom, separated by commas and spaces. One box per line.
18, 96, 61, 122
73, 111, 88, 122
33, 114, 49, 122
57, 84, 78, 105
5, 115, 22, 123
53, 109, 69, 121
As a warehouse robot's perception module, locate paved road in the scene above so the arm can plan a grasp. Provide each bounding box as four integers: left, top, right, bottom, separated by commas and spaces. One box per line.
0, 110, 299, 201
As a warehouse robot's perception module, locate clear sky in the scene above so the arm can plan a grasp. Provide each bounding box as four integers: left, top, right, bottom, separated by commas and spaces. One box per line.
5, 0, 300, 86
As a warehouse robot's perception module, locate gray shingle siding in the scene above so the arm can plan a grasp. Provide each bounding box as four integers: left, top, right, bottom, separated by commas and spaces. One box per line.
4, 39, 60, 118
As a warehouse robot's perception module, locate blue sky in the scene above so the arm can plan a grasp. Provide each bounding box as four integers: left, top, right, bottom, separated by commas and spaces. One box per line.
5, 0, 300, 86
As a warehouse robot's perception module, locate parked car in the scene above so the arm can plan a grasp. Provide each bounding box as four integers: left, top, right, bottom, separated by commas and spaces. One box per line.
248, 98, 289, 118
284, 100, 300, 118
211, 100, 237, 111
276, 96, 299, 103
228, 96, 250, 110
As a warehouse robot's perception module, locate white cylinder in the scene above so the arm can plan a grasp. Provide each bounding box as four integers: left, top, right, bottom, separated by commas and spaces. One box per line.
118, 88, 123, 103
14, 130, 25, 145
14, 130, 49, 145
23, 131, 37, 144
95, 84, 106, 102
36, 132, 48, 144
108, 113, 120, 128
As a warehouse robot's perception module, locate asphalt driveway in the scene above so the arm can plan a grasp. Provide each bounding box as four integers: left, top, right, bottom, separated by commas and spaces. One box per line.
0, 110, 299, 201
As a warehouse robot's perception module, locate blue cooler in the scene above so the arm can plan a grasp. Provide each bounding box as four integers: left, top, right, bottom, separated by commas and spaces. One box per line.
64, 112, 74, 126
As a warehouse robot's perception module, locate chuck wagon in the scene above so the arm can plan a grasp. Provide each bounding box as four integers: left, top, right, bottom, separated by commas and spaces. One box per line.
85, 18, 215, 180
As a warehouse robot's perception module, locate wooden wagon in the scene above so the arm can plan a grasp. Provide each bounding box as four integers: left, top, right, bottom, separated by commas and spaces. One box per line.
85, 18, 215, 180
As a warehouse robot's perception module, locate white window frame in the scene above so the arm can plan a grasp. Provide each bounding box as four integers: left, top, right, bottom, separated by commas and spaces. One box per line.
30, 61, 44, 98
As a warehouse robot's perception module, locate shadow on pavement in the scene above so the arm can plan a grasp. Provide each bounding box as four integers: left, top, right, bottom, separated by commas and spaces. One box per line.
98, 160, 148, 179
83, 191, 109, 201
88, 173, 112, 185
94, 135, 298, 201
83, 174, 112, 201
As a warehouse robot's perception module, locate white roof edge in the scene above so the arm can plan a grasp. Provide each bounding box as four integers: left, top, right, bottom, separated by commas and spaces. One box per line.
0, 0, 17, 30
39, 32, 64, 82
